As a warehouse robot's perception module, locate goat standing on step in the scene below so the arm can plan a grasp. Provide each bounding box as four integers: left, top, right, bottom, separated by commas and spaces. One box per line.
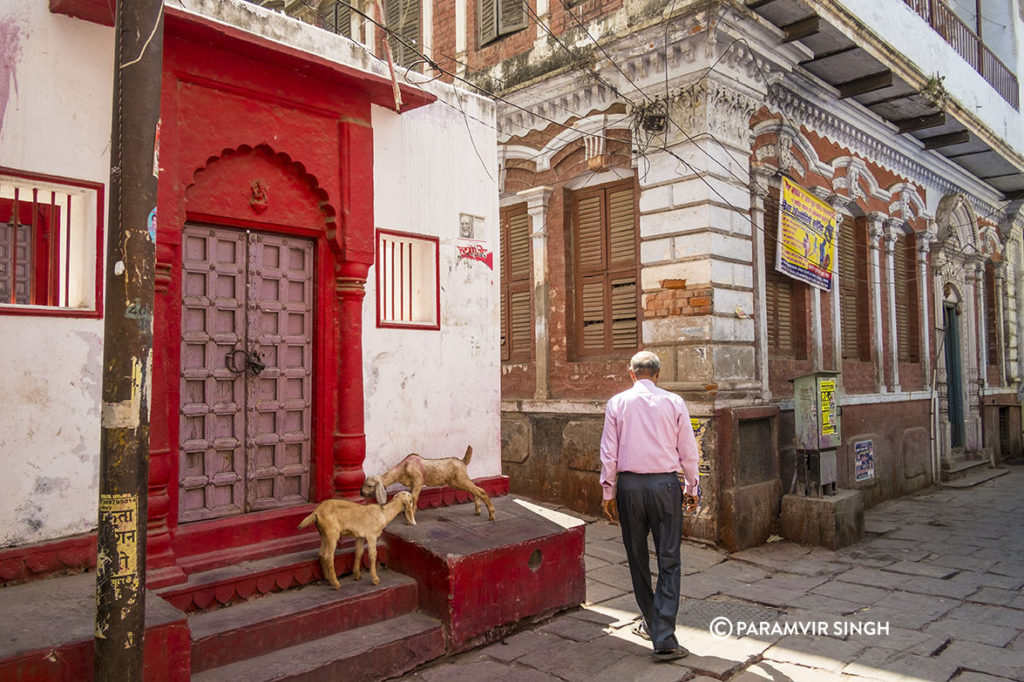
361, 445, 495, 523
297, 491, 416, 588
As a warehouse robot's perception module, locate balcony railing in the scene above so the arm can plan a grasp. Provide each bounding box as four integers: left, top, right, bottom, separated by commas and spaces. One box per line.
903, 0, 1019, 108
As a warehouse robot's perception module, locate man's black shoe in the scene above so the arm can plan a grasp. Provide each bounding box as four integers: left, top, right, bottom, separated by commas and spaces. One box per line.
652, 646, 690, 663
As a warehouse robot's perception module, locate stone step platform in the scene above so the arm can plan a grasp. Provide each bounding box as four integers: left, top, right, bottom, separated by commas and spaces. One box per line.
156, 540, 389, 612
191, 611, 445, 682
385, 496, 587, 651
189, 570, 420, 674
941, 464, 1009, 488
0, 572, 190, 681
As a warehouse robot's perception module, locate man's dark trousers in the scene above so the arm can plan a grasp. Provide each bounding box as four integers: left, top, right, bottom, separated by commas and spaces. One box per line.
616, 471, 682, 651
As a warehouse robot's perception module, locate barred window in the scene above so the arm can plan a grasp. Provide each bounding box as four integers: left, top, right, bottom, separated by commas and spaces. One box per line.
376, 229, 439, 329
0, 168, 103, 317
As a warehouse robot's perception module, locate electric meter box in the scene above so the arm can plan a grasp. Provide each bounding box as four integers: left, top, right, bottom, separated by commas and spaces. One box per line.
793, 371, 842, 451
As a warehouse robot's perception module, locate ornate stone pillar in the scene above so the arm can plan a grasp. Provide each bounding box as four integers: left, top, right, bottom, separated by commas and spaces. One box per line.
333, 263, 370, 498
972, 259, 987, 386
994, 261, 1008, 386
813, 189, 851, 375
1000, 260, 1019, 384
518, 186, 554, 400
917, 225, 935, 387
146, 241, 184, 587
866, 213, 887, 393
884, 218, 902, 392
751, 167, 773, 401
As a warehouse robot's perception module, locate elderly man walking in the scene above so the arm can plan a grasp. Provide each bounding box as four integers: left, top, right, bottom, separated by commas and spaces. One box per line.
600, 350, 700, 662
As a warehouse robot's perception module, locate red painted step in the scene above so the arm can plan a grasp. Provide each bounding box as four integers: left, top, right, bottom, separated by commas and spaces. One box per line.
188, 570, 420, 673
190, 612, 445, 682
156, 542, 389, 612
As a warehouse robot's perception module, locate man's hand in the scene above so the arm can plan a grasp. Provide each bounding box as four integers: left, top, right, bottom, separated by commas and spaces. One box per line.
602, 498, 618, 524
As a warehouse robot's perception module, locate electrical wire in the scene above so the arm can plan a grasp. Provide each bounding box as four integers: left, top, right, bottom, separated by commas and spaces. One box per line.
324, 0, 1014, 288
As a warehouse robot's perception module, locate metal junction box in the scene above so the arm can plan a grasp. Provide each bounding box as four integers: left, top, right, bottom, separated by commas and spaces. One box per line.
792, 371, 841, 496
793, 371, 841, 450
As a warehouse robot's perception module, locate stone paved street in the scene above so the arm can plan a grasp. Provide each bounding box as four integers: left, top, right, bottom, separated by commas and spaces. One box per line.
401, 465, 1024, 681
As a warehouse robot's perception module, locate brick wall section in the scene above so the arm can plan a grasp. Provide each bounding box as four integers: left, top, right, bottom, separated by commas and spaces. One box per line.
643, 285, 713, 318
432, 0, 458, 78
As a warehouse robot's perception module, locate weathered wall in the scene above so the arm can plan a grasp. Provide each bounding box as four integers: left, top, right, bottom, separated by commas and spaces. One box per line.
364, 84, 502, 481
0, 2, 112, 546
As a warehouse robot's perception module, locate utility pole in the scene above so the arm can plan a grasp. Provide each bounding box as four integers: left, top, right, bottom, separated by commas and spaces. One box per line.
94, 0, 164, 679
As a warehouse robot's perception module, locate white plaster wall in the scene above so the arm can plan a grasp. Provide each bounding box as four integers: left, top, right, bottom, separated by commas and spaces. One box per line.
0, 2, 113, 546
835, 0, 1024, 153
365, 85, 501, 481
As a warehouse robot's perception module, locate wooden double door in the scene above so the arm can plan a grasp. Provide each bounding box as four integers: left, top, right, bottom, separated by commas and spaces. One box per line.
178, 225, 314, 522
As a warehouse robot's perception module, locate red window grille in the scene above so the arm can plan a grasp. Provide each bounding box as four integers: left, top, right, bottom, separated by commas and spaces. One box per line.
0, 168, 103, 317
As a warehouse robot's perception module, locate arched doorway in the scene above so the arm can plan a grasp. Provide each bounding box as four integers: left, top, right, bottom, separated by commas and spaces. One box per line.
175, 146, 333, 524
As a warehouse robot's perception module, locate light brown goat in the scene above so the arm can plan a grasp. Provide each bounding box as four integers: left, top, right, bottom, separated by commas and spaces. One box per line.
297, 491, 415, 588
360, 445, 495, 523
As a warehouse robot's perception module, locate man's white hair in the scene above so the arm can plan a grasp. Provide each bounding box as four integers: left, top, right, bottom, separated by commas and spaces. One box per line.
630, 350, 660, 375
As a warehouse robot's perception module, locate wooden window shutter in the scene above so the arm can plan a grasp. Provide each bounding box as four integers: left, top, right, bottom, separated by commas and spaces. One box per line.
479, 0, 498, 45
839, 219, 858, 359
498, 0, 527, 35
764, 189, 794, 357
580, 279, 606, 352
386, 0, 420, 69
610, 277, 638, 349
501, 204, 532, 361
607, 187, 636, 266
985, 262, 998, 366
576, 193, 603, 271
894, 234, 919, 363
572, 181, 638, 357
322, 1, 352, 38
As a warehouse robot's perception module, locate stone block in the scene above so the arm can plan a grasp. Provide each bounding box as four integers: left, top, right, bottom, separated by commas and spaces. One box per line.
719, 479, 782, 551
562, 420, 602, 472
640, 261, 711, 290
713, 345, 755, 381
643, 316, 711, 345
711, 316, 755, 343
638, 185, 674, 213
677, 346, 713, 382
501, 417, 531, 464
780, 489, 864, 550
640, 236, 675, 264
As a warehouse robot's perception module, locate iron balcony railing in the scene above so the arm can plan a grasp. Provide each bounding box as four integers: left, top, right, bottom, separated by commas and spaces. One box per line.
903, 0, 1019, 109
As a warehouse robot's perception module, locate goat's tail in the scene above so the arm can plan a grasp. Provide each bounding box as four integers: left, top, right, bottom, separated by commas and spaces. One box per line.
462, 445, 473, 465
297, 511, 318, 530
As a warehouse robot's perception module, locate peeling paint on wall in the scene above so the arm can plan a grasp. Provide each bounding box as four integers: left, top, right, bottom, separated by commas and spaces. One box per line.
0, 16, 24, 137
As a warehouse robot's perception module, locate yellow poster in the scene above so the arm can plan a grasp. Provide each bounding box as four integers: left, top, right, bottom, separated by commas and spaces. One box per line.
99, 493, 138, 580
777, 177, 837, 291
819, 379, 836, 436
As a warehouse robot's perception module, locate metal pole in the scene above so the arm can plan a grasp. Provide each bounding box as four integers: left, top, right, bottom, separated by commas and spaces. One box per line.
95, 0, 164, 679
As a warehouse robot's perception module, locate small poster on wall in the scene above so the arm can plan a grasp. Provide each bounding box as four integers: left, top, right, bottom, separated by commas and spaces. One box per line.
854, 440, 874, 481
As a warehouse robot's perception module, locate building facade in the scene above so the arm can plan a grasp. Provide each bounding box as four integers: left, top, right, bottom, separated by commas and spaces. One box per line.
312, 0, 1024, 547
0, 0, 502, 585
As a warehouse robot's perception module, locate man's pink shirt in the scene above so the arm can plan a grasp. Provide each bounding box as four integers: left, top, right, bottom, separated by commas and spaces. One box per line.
599, 379, 700, 501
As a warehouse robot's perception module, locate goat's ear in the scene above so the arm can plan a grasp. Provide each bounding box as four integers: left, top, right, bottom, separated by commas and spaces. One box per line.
375, 480, 387, 505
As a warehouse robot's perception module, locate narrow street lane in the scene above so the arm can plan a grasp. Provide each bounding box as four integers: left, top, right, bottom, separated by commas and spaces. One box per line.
403, 465, 1024, 681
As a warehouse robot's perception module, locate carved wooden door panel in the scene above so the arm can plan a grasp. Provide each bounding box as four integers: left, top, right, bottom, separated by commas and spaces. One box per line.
179, 226, 313, 522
